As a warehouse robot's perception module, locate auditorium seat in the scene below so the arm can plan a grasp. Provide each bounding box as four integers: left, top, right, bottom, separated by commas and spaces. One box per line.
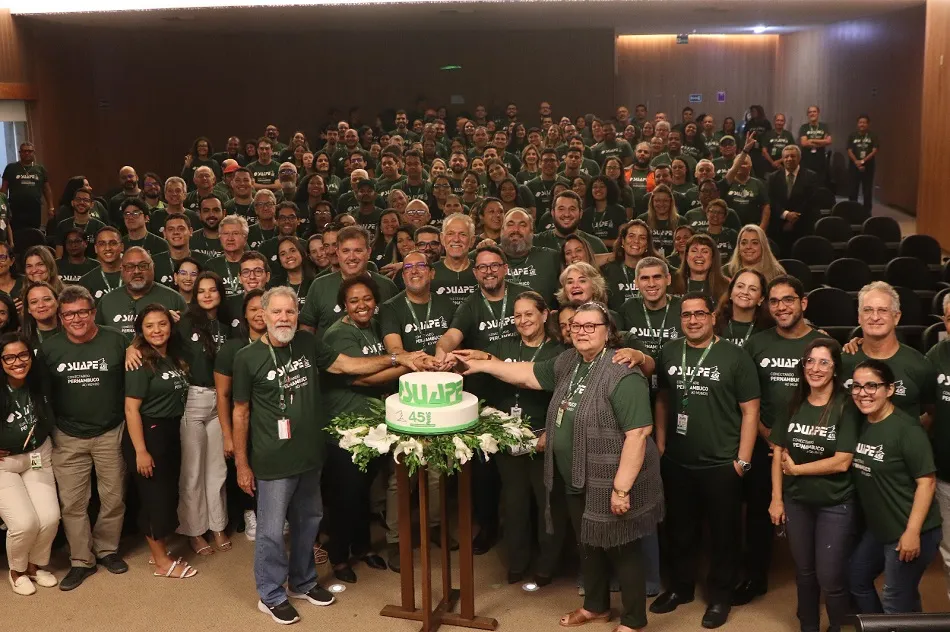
831, 200, 871, 233
806, 287, 856, 344
14, 228, 48, 260
932, 287, 950, 317
922, 322, 946, 353
899, 234, 943, 266
791, 236, 836, 276
891, 285, 928, 327
825, 258, 871, 294
862, 216, 902, 243
779, 259, 815, 292
814, 216, 852, 250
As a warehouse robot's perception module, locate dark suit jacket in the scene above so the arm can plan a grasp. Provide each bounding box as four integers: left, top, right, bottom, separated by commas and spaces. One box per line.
767, 167, 819, 255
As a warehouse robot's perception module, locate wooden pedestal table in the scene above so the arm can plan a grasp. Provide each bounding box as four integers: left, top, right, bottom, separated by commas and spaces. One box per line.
381, 460, 498, 632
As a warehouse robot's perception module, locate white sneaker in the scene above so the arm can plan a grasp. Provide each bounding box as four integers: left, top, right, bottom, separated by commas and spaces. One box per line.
29, 569, 58, 588
9, 571, 35, 596
245, 510, 257, 541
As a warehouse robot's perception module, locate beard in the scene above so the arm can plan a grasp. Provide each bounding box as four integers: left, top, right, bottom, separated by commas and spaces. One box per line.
268, 324, 296, 344
501, 233, 532, 258
128, 277, 149, 292
555, 218, 581, 234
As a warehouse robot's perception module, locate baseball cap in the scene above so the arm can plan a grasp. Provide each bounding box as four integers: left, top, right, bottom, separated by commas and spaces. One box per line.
357, 178, 375, 190
719, 135, 736, 145
222, 162, 240, 174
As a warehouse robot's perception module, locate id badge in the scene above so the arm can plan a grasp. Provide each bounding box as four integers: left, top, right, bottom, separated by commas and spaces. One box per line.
510, 406, 522, 419
29, 451, 42, 470
811, 147, 817, 154
651, 374, 658, 389
676, 413, 688, 436
555, 407, 564, 428
277, 418, 292, 440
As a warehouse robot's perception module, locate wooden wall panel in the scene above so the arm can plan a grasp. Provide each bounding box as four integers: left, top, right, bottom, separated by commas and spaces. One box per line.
22, 24, 615, 195
917, 0, 950, 247
0, 10, 26, 84
773, 6, 925, 212
615, 35, 779, 127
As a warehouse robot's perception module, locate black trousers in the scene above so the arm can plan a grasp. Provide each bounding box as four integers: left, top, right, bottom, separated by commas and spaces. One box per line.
739, 437, 774, 585
663, 458, 742, 605
566, 493, 648, 629
121, 415, 181, 541
848, 161, 876, 211
496, 452, 568, 576
472, 453, 500, 536
321, 444, 382, 565
801, 149, 829, 188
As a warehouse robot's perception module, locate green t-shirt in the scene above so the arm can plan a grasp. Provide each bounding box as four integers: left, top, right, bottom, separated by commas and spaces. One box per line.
431, 260, 479, 307
618, 296, 683, 361
2, 162, 48, 216
78, 267, 122, 302
232, 333, 339, 480
534, 352, 652, 493
770, 396, 859, 506
189, 232, 224, 259
205, 257, 244, 301
321, 318, 388, 419
852, 408, 942, 542
847, 132, 879, 162
214, 337, 251, 378
95, 283, 188, 342
223, 199, 256, 226
54, 217, 106, 257
601, 261, 640, 311
842, 344, 936, 419
926, 340, 950, 481
57, 257, 100, 284
153, 251, 211, 288
704, 228, 738, 261
723, 177, 769, 227
591, 139, 634, 166
448, 282, 532, 351
762, 129, 796, 161
176, 314, 230, 387
248, 224, 278, 251
713, 156, 735, 180
504, 246, 561, 306
148, 209, 201, 237
634, 213, 675, 255
746, 328, 825, 429
683, 206, 743, 232
300, 270, 398, 333
581, 204, 628, 243
246, 160, 279, 186
123, 231, 169, 256
534, 229, 608, 255
0, 385, 54, 455
534, 211, 555, 233
379, 291, 456, 353
487, 337, 565, 431
353, 207, 383, 240
524, 176, 569, 218
125, 360, 189, 419
657, 337, 761, 469
42, 326, 127, 438
798, 123, 832, 157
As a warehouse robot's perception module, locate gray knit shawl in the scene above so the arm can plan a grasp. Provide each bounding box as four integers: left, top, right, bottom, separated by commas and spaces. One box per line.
543, 347, 665, 548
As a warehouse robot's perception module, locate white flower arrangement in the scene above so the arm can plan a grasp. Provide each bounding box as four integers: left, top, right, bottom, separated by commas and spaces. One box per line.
327, 399, 536, 476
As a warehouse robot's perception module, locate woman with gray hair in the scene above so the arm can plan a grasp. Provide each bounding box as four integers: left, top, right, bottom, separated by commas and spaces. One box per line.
556, 262, 608, 307
449, 301, 664, 632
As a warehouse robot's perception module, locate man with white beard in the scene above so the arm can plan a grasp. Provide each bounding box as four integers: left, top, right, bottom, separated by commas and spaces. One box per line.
232, 286, 426, 625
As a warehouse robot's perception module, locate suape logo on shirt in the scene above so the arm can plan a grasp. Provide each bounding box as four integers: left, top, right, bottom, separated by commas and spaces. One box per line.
856, 442, 885, 462
435, 285, 476, 296
403, 317, 448, 334
787, 422, 837, 440
478, 315, 514, 331
629, 325, 678, 340
617, 282, 637, 292
362, 342, 386, 355
759, 357, 800, 368
507, 266, 538, 279
265, 356, 313, 381
729, 187, 756, 199
56, 358, 109, 373
667, 364, 721, 381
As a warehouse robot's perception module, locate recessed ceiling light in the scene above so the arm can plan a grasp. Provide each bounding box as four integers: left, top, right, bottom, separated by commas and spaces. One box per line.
753, 25, 769, 34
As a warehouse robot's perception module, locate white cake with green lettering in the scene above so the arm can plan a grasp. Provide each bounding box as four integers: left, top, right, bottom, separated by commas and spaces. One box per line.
386, 372, 479, 435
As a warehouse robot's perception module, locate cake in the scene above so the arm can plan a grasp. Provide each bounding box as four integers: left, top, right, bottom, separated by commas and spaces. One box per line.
386, 372, 480, 435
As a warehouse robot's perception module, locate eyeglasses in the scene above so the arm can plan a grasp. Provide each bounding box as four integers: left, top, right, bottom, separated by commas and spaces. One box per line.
278, 169, 296, 175
240, 267, 267, 278
74, 197, 92, 204
804, 357, 832, 368
569, 322, 606, 334
415, 241, 440, 250
403, 262, 430, 271
433, 184, 451, 189
861, 307, 894, 318
96, 240, 121, 248
850, 381, 887, 395
124, 210, 144, 218
768, 296, 800, 307
254, 202, 276, 209
61, 308, 94, 321
474, 262, 504, 273
65, 238, 85, 246
0, 254, 9, 262
122, 262, 152, 272
277, 215, 298, 222
220, 231, 244, 239
680, 310, 711, 320
406, 209, 428, 216
176, 269, 199, 278
1, 350, 31, 366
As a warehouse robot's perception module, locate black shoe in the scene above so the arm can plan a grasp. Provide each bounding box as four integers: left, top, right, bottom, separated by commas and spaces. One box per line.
649, 590, 694, 614
472, 530, 497, 556
702, 603, 731, 629
289, 584, 335, 606
258, 599, 301, 625
387, 543, 401, 573
507, 571, 524, 584
59, 565, 97, 591
535, 574, 552, 587
731, 579, 768, 606
362, 553, 387, 570
96, 554, 128, 574
430, 526, 460, 551
333, 565, 357, 583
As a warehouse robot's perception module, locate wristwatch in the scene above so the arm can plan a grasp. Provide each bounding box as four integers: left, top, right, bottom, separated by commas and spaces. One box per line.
737, 459, 752, 473
390, 353, 398, 367
612, 487, 630, 498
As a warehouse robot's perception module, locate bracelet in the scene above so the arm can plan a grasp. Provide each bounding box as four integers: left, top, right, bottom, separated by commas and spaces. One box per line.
390, 353, 397, 367
612, 487, 629, 498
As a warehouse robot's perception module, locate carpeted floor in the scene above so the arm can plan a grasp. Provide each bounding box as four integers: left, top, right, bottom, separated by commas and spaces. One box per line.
3, 529, 948, 632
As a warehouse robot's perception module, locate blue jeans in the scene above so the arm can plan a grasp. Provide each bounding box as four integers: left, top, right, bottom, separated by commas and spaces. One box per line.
254, 467, 324, 606
850, 526, 941, 614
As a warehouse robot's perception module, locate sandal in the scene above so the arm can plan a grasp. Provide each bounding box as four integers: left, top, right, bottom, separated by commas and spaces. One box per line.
212, 531, 232, 552
154, 559, 197, 579
190, 536, 214, 556
559, 609, 611, 628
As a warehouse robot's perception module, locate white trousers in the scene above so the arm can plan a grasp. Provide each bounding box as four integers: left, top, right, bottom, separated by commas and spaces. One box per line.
177, 386, 227, 536
0, 438, 60, 571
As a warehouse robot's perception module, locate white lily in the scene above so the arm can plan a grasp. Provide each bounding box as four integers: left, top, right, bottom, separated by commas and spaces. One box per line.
502, 421, 529, 441
452, 436, 473, 465
394, 438, 426, 463
363, 423, 398, 454
477, 433, 499, 458
337, 426, 368, 450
